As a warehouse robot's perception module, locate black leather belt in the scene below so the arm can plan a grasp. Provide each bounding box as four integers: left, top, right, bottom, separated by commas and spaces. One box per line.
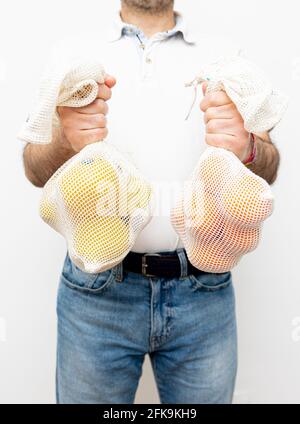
123, 251, 205, 279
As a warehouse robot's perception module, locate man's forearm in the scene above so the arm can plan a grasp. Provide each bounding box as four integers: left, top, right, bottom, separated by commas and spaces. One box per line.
23, 127, 75, 187
248, 134, 280, 185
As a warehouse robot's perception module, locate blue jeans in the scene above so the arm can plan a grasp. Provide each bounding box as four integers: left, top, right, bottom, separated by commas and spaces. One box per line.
56, 250, 237, 404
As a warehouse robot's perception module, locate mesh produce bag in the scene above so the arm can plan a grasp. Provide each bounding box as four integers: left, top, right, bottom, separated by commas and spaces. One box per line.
171, 56, 287, 273
19, 61, 153, 273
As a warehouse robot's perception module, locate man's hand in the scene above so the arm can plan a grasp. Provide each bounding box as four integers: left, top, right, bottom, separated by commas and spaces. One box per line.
199, 82, 280, 185
57, 75, 116, 153
200, 83, 252, 162
23, 75, 116, 187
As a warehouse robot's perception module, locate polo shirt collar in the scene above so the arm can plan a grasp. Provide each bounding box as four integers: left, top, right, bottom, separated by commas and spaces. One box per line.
106, 10, 197, 44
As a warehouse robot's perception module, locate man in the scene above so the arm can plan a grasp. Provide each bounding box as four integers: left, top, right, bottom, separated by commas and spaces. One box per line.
23, 0, 280, 404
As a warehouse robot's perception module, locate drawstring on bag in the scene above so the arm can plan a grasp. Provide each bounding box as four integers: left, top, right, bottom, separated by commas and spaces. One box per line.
184, 76, 210, 121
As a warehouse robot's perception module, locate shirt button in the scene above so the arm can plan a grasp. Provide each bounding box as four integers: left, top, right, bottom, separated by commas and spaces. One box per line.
146, 57, 152, 64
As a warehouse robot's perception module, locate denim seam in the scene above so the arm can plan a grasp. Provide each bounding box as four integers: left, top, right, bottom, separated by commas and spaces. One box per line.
55, 350, 60, 404
70, 259, 98, 288
151, 354, 166, 404
85, 275, 99, 289
61, 271, 115, 294
164, 282, 173, 340
149, 278, 155, 352
189, 273, 232, 292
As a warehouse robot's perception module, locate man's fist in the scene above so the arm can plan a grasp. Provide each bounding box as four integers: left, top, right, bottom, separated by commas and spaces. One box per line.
200, 83, 252, 162
57, 76, 116, 153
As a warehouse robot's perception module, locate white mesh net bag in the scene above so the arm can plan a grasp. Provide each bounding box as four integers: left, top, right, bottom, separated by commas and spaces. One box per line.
19, 60, 153, 273
171, 56, 287, 273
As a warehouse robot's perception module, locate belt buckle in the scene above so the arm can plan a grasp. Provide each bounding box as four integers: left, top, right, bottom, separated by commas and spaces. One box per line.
142, 253, 161, 278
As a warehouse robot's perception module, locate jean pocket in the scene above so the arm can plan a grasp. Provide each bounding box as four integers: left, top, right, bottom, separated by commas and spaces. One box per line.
61, 254, 115, 293
189, 271, 232, 292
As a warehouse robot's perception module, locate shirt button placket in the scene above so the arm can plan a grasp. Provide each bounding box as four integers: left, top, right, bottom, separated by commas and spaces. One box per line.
142, 45, 154, 80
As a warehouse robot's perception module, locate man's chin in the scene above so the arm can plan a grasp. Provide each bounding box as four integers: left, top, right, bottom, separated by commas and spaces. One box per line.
122, 0, 174, 14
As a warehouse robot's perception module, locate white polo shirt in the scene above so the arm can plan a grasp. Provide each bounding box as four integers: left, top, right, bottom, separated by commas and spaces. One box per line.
52, 11, 239, 253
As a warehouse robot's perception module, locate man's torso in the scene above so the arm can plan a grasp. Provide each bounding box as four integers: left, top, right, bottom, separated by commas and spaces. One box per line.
52, 12, 239, 252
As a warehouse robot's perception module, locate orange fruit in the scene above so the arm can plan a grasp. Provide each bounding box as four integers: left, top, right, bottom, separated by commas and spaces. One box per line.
197, 150, 230, 195
187, 192, 224, 243
172, 188, 224, 243
188, 240, 237, 274
222, 223, 261, 254
221, 174, 273, 227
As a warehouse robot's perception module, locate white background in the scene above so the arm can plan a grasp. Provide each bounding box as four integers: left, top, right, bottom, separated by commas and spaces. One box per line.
0, 0, 299, 404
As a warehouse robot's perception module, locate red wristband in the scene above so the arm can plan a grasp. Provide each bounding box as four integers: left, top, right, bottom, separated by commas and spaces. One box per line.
243, 133, 257, 166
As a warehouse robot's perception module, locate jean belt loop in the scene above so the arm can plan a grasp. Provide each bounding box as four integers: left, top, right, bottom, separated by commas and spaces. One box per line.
114, 262, 124, 283
177, 248, 188, 279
